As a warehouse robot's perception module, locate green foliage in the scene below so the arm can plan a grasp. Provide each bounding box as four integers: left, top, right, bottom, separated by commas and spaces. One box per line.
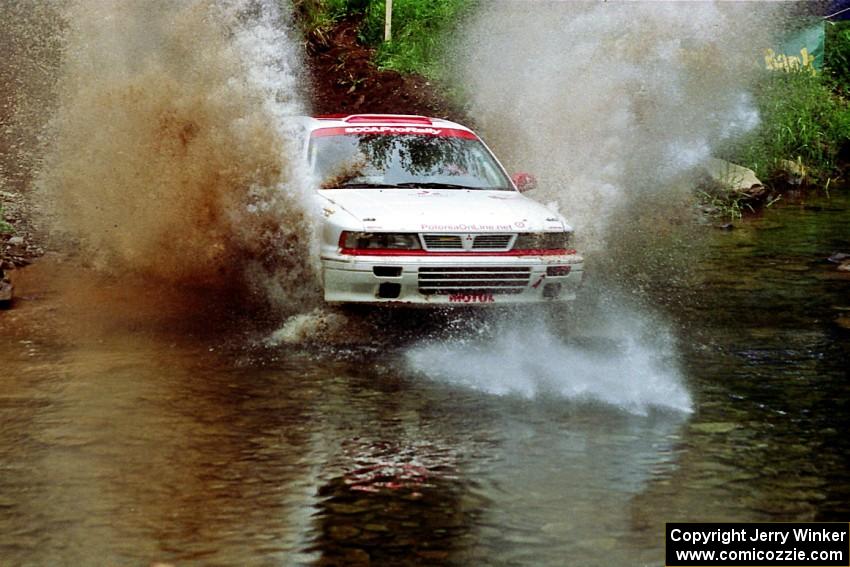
292, 0, 366, 34
360, 0, 477, 79
824, 21, 850, 95
697, 189, 755, 221
0, 205, 12, 234
724, 70, 850, 183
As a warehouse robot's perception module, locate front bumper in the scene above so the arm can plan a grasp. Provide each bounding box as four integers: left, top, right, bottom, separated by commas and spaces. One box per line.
321, 252, 584, 305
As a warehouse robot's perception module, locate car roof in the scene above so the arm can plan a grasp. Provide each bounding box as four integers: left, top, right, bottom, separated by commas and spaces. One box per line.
303, 114, 476, 135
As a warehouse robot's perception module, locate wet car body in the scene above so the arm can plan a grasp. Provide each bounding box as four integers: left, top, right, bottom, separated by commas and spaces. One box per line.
302, 114, 584, 305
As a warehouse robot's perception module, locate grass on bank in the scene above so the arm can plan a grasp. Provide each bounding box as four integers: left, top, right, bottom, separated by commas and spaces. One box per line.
359, 0, 476, 79
707, 22, 850, 219
723, 70, 850, 185
825, 20, 850, 96
707, 67, 849, 220
292, 0, 360, 35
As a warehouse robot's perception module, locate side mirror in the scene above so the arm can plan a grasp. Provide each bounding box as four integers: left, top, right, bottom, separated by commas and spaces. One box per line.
511, 172, 537, 193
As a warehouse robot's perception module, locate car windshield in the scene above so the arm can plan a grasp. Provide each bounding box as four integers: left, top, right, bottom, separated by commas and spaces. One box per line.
309, 132, 513, 190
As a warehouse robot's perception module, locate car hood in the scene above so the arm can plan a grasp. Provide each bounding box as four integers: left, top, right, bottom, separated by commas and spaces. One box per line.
316, 188, 569, 232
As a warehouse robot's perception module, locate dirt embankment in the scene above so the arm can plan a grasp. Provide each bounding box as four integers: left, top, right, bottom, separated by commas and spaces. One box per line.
302, 17, 465, 121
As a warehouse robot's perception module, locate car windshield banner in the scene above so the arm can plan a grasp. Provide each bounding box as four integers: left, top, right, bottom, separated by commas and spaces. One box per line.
764, 19, 825, 74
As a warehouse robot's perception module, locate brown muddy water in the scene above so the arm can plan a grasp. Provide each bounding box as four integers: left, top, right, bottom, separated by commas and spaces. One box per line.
1, 192, 849, 566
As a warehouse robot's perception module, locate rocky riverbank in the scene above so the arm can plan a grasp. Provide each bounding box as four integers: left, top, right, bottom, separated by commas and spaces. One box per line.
1, 189, 43, 268
1, 182, 44, 304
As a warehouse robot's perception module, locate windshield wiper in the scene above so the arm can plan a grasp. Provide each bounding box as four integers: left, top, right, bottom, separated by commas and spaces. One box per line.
329, 181, 510, 190
331, 182, 401, 189
393, 182, 481, 190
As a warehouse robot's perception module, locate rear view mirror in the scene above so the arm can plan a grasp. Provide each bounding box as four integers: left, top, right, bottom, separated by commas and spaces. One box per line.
511, 172, 537, 192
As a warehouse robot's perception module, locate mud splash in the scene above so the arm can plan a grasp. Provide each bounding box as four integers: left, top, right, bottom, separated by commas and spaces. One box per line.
33, 0, 317, 309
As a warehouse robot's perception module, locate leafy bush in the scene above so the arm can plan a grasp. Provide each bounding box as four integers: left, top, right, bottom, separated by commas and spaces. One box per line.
0, 205, 12, 234
359, 0, 477, 78
724, 70, 850, 183
825, 21, 850, 94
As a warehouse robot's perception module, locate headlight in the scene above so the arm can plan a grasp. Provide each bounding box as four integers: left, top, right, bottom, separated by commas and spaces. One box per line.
340, 231, 422, 250
513, 232, 571, 250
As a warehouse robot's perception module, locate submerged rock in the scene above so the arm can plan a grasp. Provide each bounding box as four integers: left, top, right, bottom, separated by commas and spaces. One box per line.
0, 269, 11, 305
328, 525, 361, 540
778, 158, 807, 186
690, 422, 738, 434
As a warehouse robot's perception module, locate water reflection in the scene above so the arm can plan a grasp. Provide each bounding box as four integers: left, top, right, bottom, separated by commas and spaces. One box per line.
311, 441, 483, 565
299, 354, 689, 566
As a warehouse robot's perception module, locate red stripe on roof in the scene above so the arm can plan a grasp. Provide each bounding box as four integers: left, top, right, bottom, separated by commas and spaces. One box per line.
344, 114, 433, 125
312, 126, 477, 139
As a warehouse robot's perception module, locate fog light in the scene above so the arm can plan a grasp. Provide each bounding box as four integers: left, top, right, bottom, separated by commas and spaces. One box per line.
373, 266, 402, 277
542, 283, 562, 299
377, 282, 401, 299
546, 265, 571, 277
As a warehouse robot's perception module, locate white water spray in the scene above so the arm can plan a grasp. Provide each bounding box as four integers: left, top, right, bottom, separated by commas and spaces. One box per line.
456, 1, 778, 249
404, 1, 785, 409
406, 309, 692, 415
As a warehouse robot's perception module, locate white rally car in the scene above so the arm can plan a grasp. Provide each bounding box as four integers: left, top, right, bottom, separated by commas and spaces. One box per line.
302, 114, 583, 305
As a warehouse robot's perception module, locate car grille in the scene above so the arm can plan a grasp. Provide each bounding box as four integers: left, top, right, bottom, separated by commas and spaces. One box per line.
421, 233, 514, 251
422, 234, 463, 249
418, 266, 531, 295
472, 234, 512, 250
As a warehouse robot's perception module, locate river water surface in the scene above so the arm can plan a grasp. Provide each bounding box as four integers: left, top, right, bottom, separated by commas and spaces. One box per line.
1, 192, 849, 566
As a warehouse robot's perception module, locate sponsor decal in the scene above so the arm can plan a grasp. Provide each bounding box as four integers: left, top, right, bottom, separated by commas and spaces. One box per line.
420, 223, 513, 231
345, 126, 443, 135
449, 293, 495, 304
514, 221, 527, 228
531, 275, 545, 289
